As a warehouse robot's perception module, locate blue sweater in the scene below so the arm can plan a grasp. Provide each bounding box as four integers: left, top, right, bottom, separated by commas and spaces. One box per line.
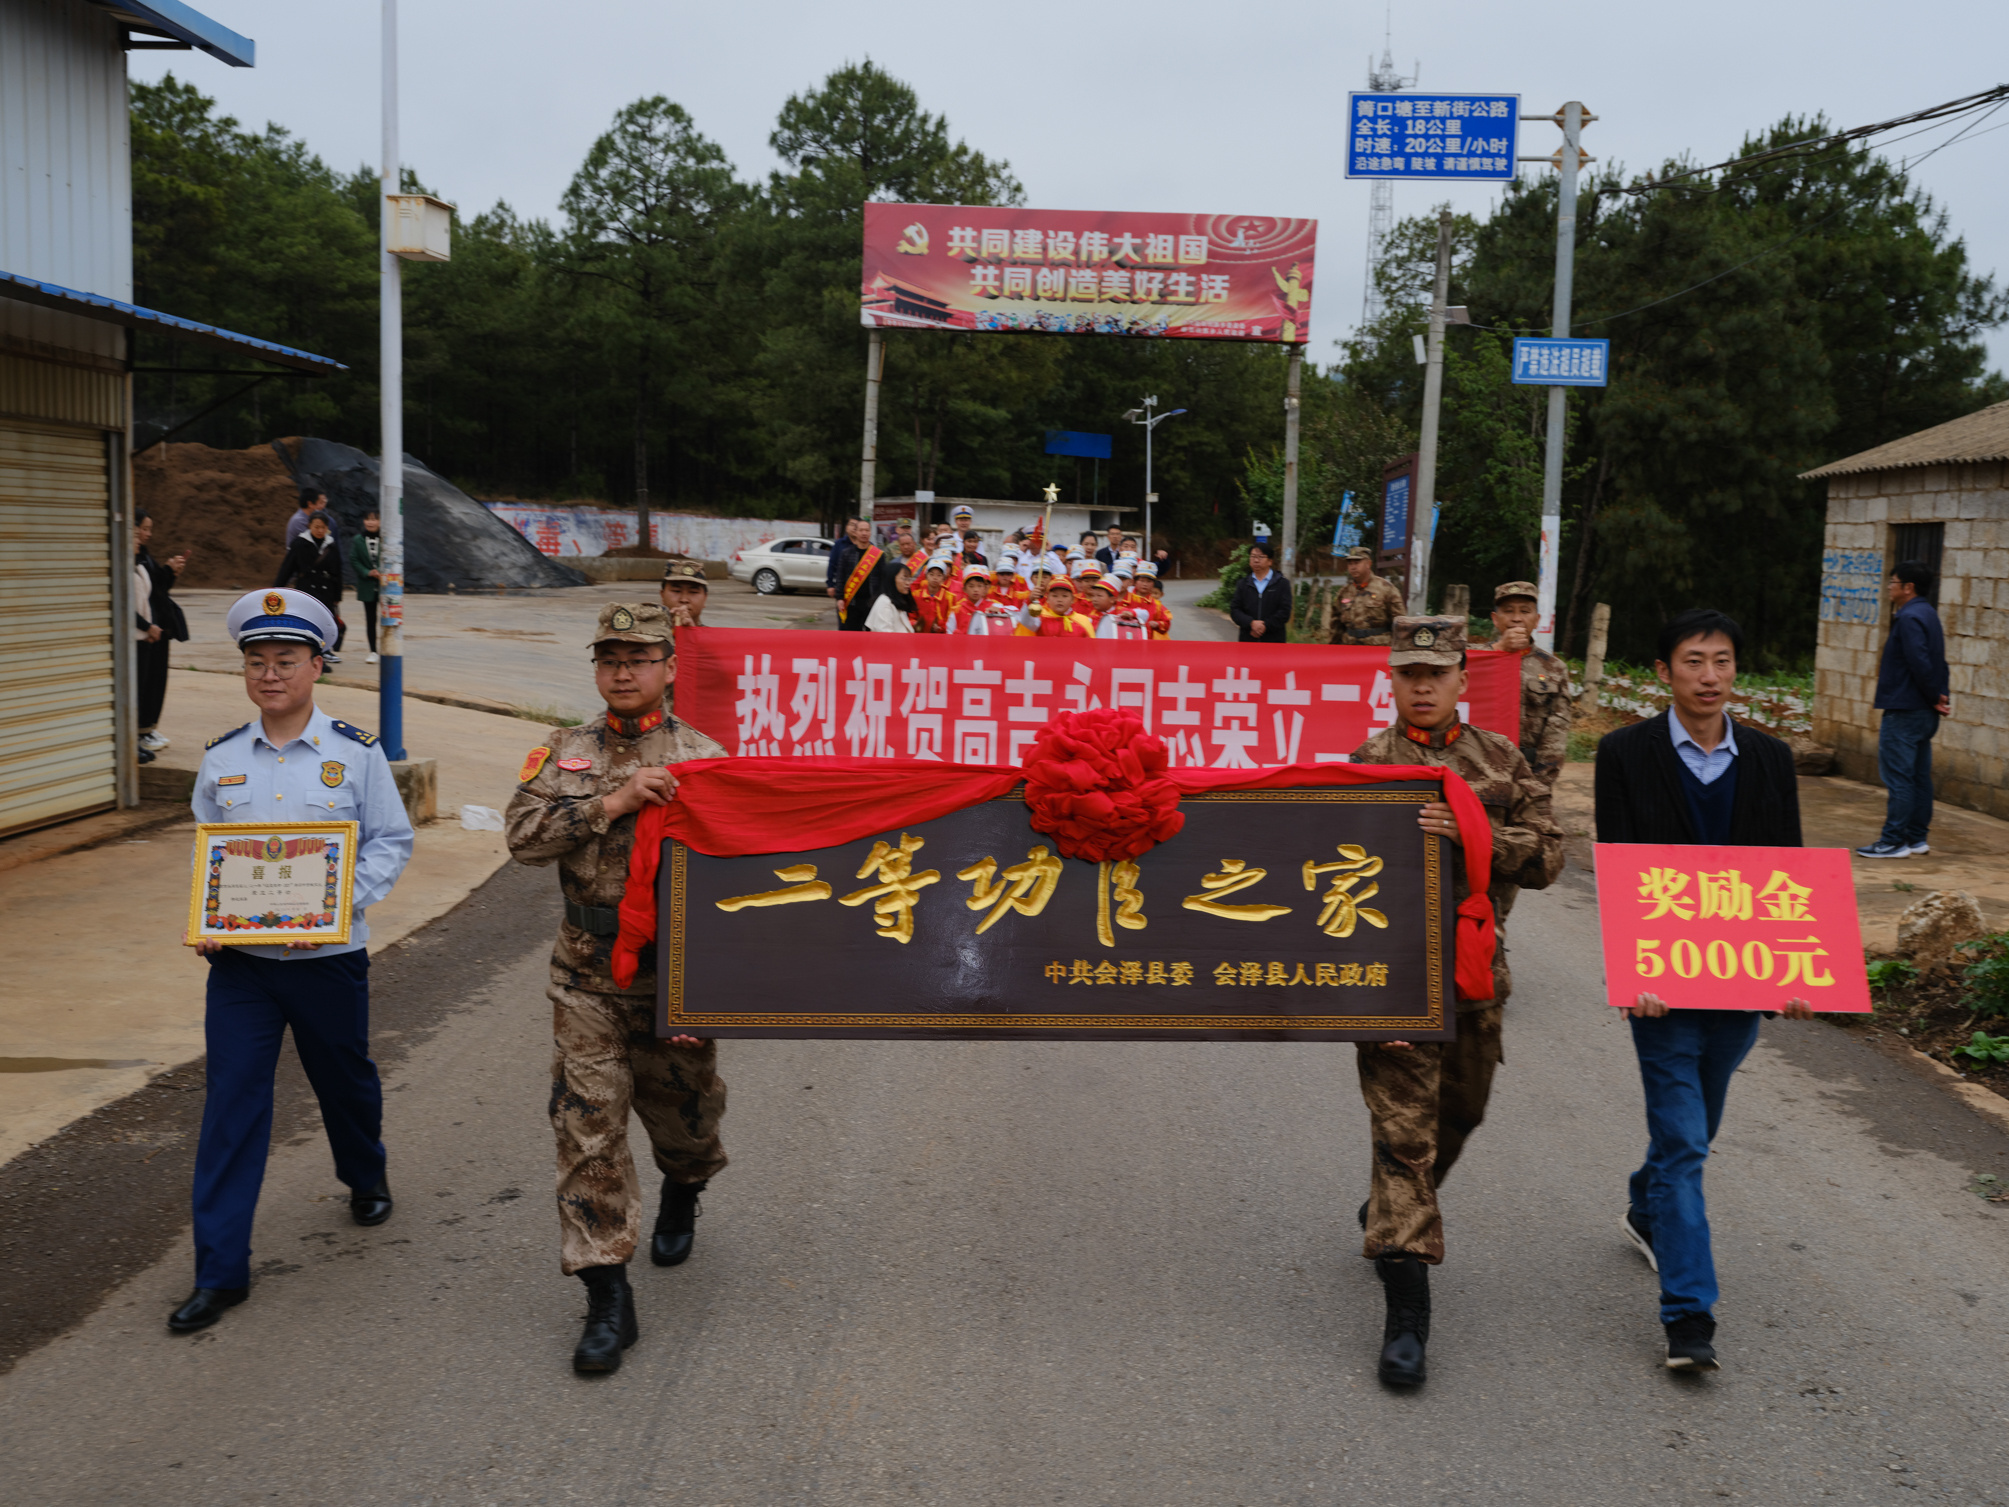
1874, 598, 1948, 712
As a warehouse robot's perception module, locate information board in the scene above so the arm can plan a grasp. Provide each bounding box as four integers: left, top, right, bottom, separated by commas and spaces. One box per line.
1345, 93, 1520, 182
1511, 337, 1611, 387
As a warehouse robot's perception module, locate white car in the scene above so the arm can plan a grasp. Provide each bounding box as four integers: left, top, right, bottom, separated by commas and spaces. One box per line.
728, 536, 835, 595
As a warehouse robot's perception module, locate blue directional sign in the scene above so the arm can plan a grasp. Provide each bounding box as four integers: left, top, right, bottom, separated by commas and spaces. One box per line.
1510, 337, 1611, 387
1381, 473, 1411, 553
1345, 93, 1520, 181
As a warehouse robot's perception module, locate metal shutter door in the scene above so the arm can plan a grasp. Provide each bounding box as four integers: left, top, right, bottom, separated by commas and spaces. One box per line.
0, 420, 116, 836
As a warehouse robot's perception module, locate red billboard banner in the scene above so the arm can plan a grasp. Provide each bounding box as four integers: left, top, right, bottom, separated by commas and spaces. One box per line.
1594, 845, 1870, 1013
861, 203, 1317, 344
674, 629, 1517, 768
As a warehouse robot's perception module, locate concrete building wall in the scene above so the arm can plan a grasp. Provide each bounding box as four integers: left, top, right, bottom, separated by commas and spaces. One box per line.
1813, 461, 2009, 820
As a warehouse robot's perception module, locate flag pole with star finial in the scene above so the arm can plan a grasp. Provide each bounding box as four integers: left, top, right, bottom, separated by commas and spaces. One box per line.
1041, 481, 1058, 562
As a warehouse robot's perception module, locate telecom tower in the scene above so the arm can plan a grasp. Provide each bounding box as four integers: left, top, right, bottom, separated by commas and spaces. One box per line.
1358, 26, 1418, 331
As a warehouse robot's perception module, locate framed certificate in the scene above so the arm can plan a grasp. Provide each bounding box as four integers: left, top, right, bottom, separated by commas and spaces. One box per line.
186, 822, 360, 947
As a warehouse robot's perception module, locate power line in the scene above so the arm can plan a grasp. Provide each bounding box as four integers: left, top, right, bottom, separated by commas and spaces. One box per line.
1621, 83, 2009, 196
1452, 96, 2009, 337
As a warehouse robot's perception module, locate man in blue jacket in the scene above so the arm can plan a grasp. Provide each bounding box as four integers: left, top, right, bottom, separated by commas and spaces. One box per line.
1857, 560, 1951, 859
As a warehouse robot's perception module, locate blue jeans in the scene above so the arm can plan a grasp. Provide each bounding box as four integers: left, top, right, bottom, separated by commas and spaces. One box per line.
1627, 1009, 1761, 1324
192, 949, 385, 1289
1876, 708, 1939, 846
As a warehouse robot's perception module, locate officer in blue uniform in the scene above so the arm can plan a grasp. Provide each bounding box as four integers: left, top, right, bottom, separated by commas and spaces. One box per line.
169, 587, 415, 1334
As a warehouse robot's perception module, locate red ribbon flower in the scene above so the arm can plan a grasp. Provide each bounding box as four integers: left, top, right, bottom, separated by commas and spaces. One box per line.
1021, 708, 1185, 863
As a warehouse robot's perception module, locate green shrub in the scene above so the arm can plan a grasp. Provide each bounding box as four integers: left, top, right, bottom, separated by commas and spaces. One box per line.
1953, 1030, 2009, 1067
1865, 958, 1920, 993
1197, 541, 1253, 611
1956, 934, 2009, 1018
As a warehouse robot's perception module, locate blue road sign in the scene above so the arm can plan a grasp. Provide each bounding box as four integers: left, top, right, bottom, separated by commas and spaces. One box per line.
1345, 93, 1520, 182
1510, 336, 1611, 387
1381, 473, 1411, 553
1044, 429, 1113, 459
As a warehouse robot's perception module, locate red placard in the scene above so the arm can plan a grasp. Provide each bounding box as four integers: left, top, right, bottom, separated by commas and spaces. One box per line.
1594, 845, 1870, 1012
862, 203, 1317, 343
673, 630, 1520, 769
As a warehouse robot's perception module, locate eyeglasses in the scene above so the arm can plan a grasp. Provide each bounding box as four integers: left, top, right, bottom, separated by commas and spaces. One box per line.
593, 655, 669, 674
244, 659, 315, 680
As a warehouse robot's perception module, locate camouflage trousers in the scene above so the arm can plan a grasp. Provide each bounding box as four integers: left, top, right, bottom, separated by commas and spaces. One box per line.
1355, 1003, 1504, 1264
548, 978, 728, 1275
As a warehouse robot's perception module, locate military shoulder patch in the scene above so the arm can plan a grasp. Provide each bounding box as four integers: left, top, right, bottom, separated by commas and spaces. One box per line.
330, 720, 379, 747
520, 746, 552, 783
205, 721, 252, 751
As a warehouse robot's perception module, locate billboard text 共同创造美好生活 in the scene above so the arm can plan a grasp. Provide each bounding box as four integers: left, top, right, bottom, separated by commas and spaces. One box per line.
862, 204, 1316, 344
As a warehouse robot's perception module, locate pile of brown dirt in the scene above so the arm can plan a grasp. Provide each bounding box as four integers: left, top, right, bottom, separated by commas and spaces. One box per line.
134, 440, 303, 590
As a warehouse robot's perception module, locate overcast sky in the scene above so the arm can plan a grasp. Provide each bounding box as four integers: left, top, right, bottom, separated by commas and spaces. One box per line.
142, 0, 2009, 374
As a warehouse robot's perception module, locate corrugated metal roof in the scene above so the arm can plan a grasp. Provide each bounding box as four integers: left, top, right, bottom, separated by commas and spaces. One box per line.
0, 271, 343, 375
1800, 400, 2009, 480
90, 1, 253, 67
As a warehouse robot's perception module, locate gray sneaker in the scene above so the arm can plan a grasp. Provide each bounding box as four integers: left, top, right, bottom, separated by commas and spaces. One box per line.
1854, 840, 1910, 859
1906, 841, 1931, 856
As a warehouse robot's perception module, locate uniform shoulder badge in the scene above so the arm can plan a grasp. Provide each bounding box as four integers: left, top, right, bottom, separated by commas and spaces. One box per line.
520, 746, 552, 782
330, 720, 379, 747
205, 721, 252, 751
556, 757, 593, 771
320, 760, 346, 788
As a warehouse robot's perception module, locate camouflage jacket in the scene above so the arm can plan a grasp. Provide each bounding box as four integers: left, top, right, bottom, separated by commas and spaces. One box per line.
1329, 574, 1406, 644
504, 704, 727, 994
1350, 719, 1564, 1007
1518, 645, 1574, 787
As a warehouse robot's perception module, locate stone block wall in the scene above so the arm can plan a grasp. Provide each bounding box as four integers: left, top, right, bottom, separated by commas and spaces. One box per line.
1812, 461, 2009, 819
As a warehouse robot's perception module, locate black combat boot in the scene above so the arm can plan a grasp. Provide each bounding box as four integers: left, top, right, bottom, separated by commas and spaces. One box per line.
1374, 1254, 1431, 1387
572, 1264, 638, 1374
651, 1178, 707, 1267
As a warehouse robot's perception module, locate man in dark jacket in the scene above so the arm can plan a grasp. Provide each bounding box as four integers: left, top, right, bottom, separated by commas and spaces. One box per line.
1228, 541, 1291, 643
1593, 607, 1813, 1374
1856, 560, 1950, 859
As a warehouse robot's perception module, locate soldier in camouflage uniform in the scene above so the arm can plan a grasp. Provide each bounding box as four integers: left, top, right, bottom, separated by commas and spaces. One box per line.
504, 602, 730, 1374
1329, 545, 1406, 645
1490, 580, 1574, 788
1347, 615, 1564, 1386
658, 556, 709, 628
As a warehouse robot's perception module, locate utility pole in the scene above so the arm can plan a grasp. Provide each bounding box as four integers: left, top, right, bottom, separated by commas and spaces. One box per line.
1280, 350, 1303, 574
1124, 397, 1186, 557
858, 329, 884, 526
1533, 101, 1589, 650
1411, 207, 1453, 611
377, 0, 405, 761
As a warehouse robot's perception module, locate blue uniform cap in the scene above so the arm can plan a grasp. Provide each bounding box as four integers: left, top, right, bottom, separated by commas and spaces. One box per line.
225, 587, 337, 651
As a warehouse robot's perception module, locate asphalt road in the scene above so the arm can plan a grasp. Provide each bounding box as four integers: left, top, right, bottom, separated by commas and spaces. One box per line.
3, 856, 2006, 1505
168, 575, 1240, 724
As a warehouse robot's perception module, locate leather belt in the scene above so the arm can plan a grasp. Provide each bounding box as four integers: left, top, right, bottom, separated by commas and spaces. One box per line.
565, 900, 620, 936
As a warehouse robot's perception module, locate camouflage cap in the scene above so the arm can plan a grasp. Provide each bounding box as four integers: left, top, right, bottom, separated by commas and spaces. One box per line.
589, 601, 676, 647
1389, 615, 1466, 667
1494, 580, 1538, 604
661, 557, 710, 588
1344, 545, 1374, 562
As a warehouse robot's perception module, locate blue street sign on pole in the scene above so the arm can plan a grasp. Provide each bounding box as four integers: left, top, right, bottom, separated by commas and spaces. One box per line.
1345, 93, 1520, 182
1511, 336, 1610, 387
1331, 490, 1363, 555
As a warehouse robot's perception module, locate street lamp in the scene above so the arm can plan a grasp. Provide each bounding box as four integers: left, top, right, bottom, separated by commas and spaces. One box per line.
1122, 397, 1186, 563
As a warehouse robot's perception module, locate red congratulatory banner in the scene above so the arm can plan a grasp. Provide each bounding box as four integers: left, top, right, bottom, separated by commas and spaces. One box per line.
675, 630, 1516, 768
862, 203, 1316, 344
1595, 845, 1870, 1013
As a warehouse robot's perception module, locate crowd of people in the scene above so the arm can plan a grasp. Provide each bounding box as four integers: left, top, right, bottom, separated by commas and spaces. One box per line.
156, 498, 1955, 1392
822, 509, 1176, 640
